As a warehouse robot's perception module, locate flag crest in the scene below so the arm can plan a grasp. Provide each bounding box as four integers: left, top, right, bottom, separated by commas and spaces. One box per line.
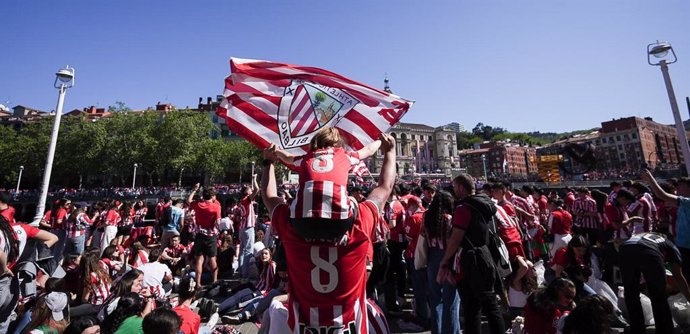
217, 58, 413, 169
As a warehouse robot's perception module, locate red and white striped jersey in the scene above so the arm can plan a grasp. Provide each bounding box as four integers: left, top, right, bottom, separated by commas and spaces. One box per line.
290, 147, 360, 221
627, 196, 653, 234
88, 272, 111, 305
66, 212, 92, 238
572, 197, 600, 229
0, 222, 40, 270
237, 196, 256, 229
385, 199, 406, 243
510, 195, 538, 228
366, 298, 390, 334
103, 209, 121, 226
273, 200, 377, 334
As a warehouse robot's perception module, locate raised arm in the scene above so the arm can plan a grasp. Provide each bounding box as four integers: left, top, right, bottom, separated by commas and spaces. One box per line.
261, 149, 285, 215
640, 169, 678, 206
356, 140, 382, 160
249, 174, 260, 200
187, 183, 200, 204
272, 144, 297, 165
366, 134, 396, 211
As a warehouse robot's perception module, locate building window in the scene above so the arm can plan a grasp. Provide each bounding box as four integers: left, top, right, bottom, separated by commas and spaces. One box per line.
632, 133, 637, 139
618, 145, 623, 150
616, 135, 621, 141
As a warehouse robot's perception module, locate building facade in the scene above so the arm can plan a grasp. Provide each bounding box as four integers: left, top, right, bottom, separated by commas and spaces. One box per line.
368, 123, 458, 176
458, 141, 537, 179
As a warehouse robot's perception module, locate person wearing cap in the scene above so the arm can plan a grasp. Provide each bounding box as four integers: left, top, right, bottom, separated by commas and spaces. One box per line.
24, 292, 69, 333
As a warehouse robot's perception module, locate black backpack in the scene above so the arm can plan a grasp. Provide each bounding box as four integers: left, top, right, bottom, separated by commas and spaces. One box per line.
160, 206, 173, 226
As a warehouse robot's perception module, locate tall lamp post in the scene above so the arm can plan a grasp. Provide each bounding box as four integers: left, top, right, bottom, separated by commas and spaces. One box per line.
33, 66, 74, 225
481, 154, 488, 180
648, 41, 690, 175
132, 163, 139, 189
15, 165, 24, 195
178, 167, 185, 187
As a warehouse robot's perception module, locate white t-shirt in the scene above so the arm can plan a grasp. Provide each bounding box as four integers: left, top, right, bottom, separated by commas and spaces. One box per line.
139, 262, 171, 294
219, 217, 233, 232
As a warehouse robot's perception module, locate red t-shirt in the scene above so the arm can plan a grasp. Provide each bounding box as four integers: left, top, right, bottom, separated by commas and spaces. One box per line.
524, 302, 562, 334
0, 207, 15, 224
292, 147, 360, 220
403, 209, 425, 259
174, 305, 201, 334
548, 209, 573, 235
51, 208, 68, 229
385, 200, 406, 243
272, 200, 376, 333
238, 197, 255, 229
191, 201, 221, 231
451, 205, 472, 230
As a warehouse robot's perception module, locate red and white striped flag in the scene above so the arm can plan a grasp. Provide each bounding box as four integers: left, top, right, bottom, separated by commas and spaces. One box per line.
216, 58, 413, 170
351, 160, 370, 177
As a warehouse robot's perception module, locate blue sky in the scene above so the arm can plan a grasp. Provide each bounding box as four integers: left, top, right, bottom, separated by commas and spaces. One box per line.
2, 0, 689, 133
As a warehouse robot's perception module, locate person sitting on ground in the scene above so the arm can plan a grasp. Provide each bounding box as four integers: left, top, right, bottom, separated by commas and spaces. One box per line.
173, 277, 201, 334
160, 235, 187, 276
100, 292, 153, 334
127, 241, 149, 268
216, 247, 277, 315
561, 294, 617, 334
142, 308, 182, 334
267, 126, 382, 241
100, 245, 125, 278
24, 292, 69, 334
80, 251, 111, 307
216, 233, 236, 277
98, 268, 151, 321
524, 278, 576, 334
138, 248, 173, 297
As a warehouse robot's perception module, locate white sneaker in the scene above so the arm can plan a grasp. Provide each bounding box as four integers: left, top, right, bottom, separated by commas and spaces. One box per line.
207, 312, 220, 329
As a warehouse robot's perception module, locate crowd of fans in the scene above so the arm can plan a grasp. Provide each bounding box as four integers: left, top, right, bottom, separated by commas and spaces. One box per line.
0, 133, 690, 334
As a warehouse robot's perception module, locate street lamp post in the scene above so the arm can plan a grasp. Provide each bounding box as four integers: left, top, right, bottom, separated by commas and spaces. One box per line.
15, 166, 24, 195
179, 167, 185, 187
33, 66, 74, 225
481, 154, 488, 180
251, 161, 256, 176
132, 163, 139, 189
648, 41, 690, 175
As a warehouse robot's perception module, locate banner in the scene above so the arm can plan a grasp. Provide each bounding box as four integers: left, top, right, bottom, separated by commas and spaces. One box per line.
216, 58, 413, 169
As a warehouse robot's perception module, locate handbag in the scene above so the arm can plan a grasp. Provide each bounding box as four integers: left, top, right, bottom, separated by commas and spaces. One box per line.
414, 234, 428, 270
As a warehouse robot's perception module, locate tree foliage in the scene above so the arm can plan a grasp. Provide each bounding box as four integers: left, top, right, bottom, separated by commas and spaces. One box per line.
0, 107, 262, 189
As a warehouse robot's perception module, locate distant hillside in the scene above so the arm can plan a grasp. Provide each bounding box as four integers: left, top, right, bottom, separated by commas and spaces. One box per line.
457, 122, 600, 149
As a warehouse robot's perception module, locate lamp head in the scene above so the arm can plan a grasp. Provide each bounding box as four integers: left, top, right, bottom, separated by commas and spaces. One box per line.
54, 66, 75, 88
134, 163, 138, 168
647, 41, 677, 65
19, 165, 24, 170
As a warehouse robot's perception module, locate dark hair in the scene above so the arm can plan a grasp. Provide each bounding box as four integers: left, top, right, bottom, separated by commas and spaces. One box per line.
424, 191, 454, 243
398, 183, 411, 196
452, 173, 474, 194
0, 215, 19, 266
562, 295, 616, 334
0, 192, 10, 205
528, 278, 575, 314
102, 245, 118, 260
610, 181, 621, 188
148, 247, 163, 263
142, 308, 182, 334
177, 277, 198, 302
110, 268, 144, 299
616, 189, 635, 202
202, 188, 215, 200
564, 235, 592, 281
590, 189, 608, 213
549, 198, 564, 208
45, 278, 66, 293
422, 184, 437, 192
101, 293, 144, 334
64, 315, 99, 334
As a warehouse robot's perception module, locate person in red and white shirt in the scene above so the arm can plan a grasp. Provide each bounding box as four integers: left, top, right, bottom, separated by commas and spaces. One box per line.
260, 133, 397, 334
81, 252, 111, 306
627, 185, 654, 235
383, 187, 407, 312
187, 184, 221, 287
65, 204, 92, 255
49, 198, 71, 261
547, 199, 574, 257
236, 175, 259, 278
270, 127, 381, 241
100, 202, 121, 255
572, 188, 600, 243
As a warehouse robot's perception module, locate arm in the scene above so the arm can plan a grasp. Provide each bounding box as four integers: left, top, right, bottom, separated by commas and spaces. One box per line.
437, 227, 466, 284
35, 230, 58, 248
261, 149, 286, 215
640, 169, 678, 206
0, 250, 9, 277
249, 174, 260, 200
366, 134, 396, 210
355, 140, 382, 160
187, 183, 200, 204
273, 145, 297, 165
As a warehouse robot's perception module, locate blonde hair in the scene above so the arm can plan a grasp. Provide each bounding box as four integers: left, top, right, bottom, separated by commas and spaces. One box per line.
310, 127, 344, 150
